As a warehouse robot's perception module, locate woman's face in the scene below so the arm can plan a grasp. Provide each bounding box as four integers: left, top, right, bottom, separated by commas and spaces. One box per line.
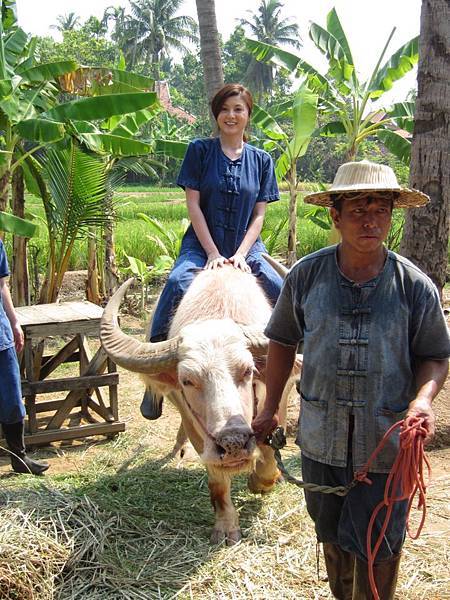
216, 94, 249, 137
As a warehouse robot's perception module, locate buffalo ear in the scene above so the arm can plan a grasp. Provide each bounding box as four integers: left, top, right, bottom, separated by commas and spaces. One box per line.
253, 356, 267, 382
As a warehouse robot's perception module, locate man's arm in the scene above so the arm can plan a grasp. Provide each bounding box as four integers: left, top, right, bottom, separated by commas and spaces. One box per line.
252, 339, 297, 442
407, 358, 449, 444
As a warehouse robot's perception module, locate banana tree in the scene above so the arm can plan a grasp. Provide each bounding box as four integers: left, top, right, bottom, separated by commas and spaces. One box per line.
252, 81, 318, 266
246, 7, 418, 163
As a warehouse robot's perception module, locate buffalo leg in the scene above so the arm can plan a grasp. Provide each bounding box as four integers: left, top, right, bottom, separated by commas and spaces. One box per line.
207, 471, 241, 545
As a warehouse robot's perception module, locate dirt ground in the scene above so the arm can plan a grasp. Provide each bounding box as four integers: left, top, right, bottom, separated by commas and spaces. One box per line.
0, 273, 449, 597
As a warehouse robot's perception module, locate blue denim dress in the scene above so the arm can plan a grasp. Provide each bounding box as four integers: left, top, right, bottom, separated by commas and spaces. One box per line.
151, 138, 283, 340
0, 240, 25, 424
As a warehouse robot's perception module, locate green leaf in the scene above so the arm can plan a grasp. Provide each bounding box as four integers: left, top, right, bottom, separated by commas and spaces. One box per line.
319, 120, 347, 136
2, 0, 17, 31
0, 210, 37, 237
310, 23, 354, 87
108, 106, 159, 136
275, 150, 290, 180
251, 104, 285, 140
78, 133, 152, 156
245, 38, 302, 72
0, 77, 12, 97
4, 27, 28, 61
16, 117, 65, 142
368, 37, 419, 98
154, 139, 189, 159
17, 60, 78, 83
377, 128, 411, 163
44, 92, 158, 122
291, 83, 318, 158
326, 8, 354, 67
125, 254, 148, 279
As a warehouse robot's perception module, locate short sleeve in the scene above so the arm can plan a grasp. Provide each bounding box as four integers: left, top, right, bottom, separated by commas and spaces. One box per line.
411, 283, 450, 360
264, 270, 302, 347
176, 139, 204, 191
257, 152, 279, 203
0, 241, 10, 279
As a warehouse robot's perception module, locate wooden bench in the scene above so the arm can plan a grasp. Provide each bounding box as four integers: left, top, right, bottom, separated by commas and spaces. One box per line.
13, 301, 125, 446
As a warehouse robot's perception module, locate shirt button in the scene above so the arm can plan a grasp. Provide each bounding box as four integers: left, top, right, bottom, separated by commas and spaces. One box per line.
348, 370, 355, 376
350, 339, 357, 345
347, 402, 353, 407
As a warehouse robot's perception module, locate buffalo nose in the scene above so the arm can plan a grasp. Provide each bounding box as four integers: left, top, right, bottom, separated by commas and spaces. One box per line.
215, 415, 255, 458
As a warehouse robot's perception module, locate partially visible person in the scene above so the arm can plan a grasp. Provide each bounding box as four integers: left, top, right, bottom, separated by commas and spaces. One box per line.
0, 239, 49, 475
252, 160, 450, 599
141, 83, 283, 420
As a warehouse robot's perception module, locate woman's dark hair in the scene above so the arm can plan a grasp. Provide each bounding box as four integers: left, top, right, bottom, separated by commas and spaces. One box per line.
210, 83, 253, 121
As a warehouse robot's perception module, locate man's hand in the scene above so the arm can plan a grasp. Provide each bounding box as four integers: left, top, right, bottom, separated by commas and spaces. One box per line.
252, 409, 279, 443
12, 322, 24, 353
406, 397, 435, 444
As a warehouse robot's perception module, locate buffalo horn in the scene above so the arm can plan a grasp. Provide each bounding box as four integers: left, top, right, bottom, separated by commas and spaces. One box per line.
100, 278, 180, 374
262, 253, 288, 278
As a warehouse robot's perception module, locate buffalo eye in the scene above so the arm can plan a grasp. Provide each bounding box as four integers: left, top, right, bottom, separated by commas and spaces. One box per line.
182, 378, 193, 387
241, 366, 253, 380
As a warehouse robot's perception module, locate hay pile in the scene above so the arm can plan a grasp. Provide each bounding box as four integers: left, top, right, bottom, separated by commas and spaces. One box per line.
0, 437, 448, 599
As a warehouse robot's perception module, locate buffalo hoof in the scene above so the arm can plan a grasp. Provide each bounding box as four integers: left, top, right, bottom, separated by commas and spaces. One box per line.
247, 471, 277, 494
210, 527, 242, 546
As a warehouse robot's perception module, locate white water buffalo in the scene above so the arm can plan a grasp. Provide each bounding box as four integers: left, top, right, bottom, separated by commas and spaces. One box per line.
100, 264, 298, 545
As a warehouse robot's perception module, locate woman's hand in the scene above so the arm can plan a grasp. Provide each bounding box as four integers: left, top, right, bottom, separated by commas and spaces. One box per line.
228, 253, 250, 272
12, 322, 24, 353
206, 253, 228, 269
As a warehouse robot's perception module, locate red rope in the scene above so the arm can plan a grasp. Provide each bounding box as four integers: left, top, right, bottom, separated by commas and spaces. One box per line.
354, 416, 430, 600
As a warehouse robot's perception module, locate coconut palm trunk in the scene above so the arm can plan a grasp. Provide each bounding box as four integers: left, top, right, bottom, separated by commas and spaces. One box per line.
400, 0, 450, 295
195, 0, 224, 118
11, 166, 28, 306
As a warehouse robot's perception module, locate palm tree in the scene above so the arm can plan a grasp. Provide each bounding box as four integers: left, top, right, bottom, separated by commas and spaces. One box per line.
195, 0, 224, 112
51, 12, 80, 32
102, 6, 130, 45
240, 0, 301, 100
123, 0, 198, 78
400, 0, 450, 294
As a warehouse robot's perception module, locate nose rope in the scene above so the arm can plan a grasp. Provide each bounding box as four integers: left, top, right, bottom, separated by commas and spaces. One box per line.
180, 389, 217, 442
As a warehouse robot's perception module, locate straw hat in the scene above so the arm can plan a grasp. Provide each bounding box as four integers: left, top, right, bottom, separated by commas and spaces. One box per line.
303, 160, 430, 208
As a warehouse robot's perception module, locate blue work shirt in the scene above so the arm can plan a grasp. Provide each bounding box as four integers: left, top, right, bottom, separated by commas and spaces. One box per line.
0, 240, 14, 352
265, 245, 450, 473
176, 137, 279, 258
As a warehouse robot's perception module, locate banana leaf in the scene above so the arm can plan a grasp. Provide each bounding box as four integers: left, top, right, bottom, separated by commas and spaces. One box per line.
16, 117, 66, 142
368, 37, 419, 98
44, 92, 158, 122
17, 60, 78, 83
154, 139, 189, 159
326, 8, 354, 67
78, 133, 152, 156
377, 128, 411, 163
0, 210, 37, 237
251, 104, 285, 140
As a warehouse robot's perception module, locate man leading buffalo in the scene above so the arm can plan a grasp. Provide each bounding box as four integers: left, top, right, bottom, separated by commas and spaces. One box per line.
252, 160, 450, 599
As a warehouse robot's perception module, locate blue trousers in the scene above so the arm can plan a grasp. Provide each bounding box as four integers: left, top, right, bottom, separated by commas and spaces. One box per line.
301, 453, 407, 563
150, 250, 283, 340
0, 346, 25, 424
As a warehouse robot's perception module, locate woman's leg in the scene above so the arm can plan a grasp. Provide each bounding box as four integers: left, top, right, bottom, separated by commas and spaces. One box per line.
246, 253, 283, 306
150, 252, 206, 341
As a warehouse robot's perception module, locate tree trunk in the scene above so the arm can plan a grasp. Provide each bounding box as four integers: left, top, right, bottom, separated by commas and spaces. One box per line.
86, 231, 101, 305
195, 0, 224, 124
11, 166, 29, 306
399, 0, 450, 294
287, 168, 297, 267
104, 221, 119, 299
0, 170, 10, 214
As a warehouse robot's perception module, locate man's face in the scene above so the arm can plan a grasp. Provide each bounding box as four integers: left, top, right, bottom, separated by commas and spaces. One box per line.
330, 195, 393, 254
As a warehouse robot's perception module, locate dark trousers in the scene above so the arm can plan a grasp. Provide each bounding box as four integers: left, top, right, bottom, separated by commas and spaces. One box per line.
301, 453, 408, 563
